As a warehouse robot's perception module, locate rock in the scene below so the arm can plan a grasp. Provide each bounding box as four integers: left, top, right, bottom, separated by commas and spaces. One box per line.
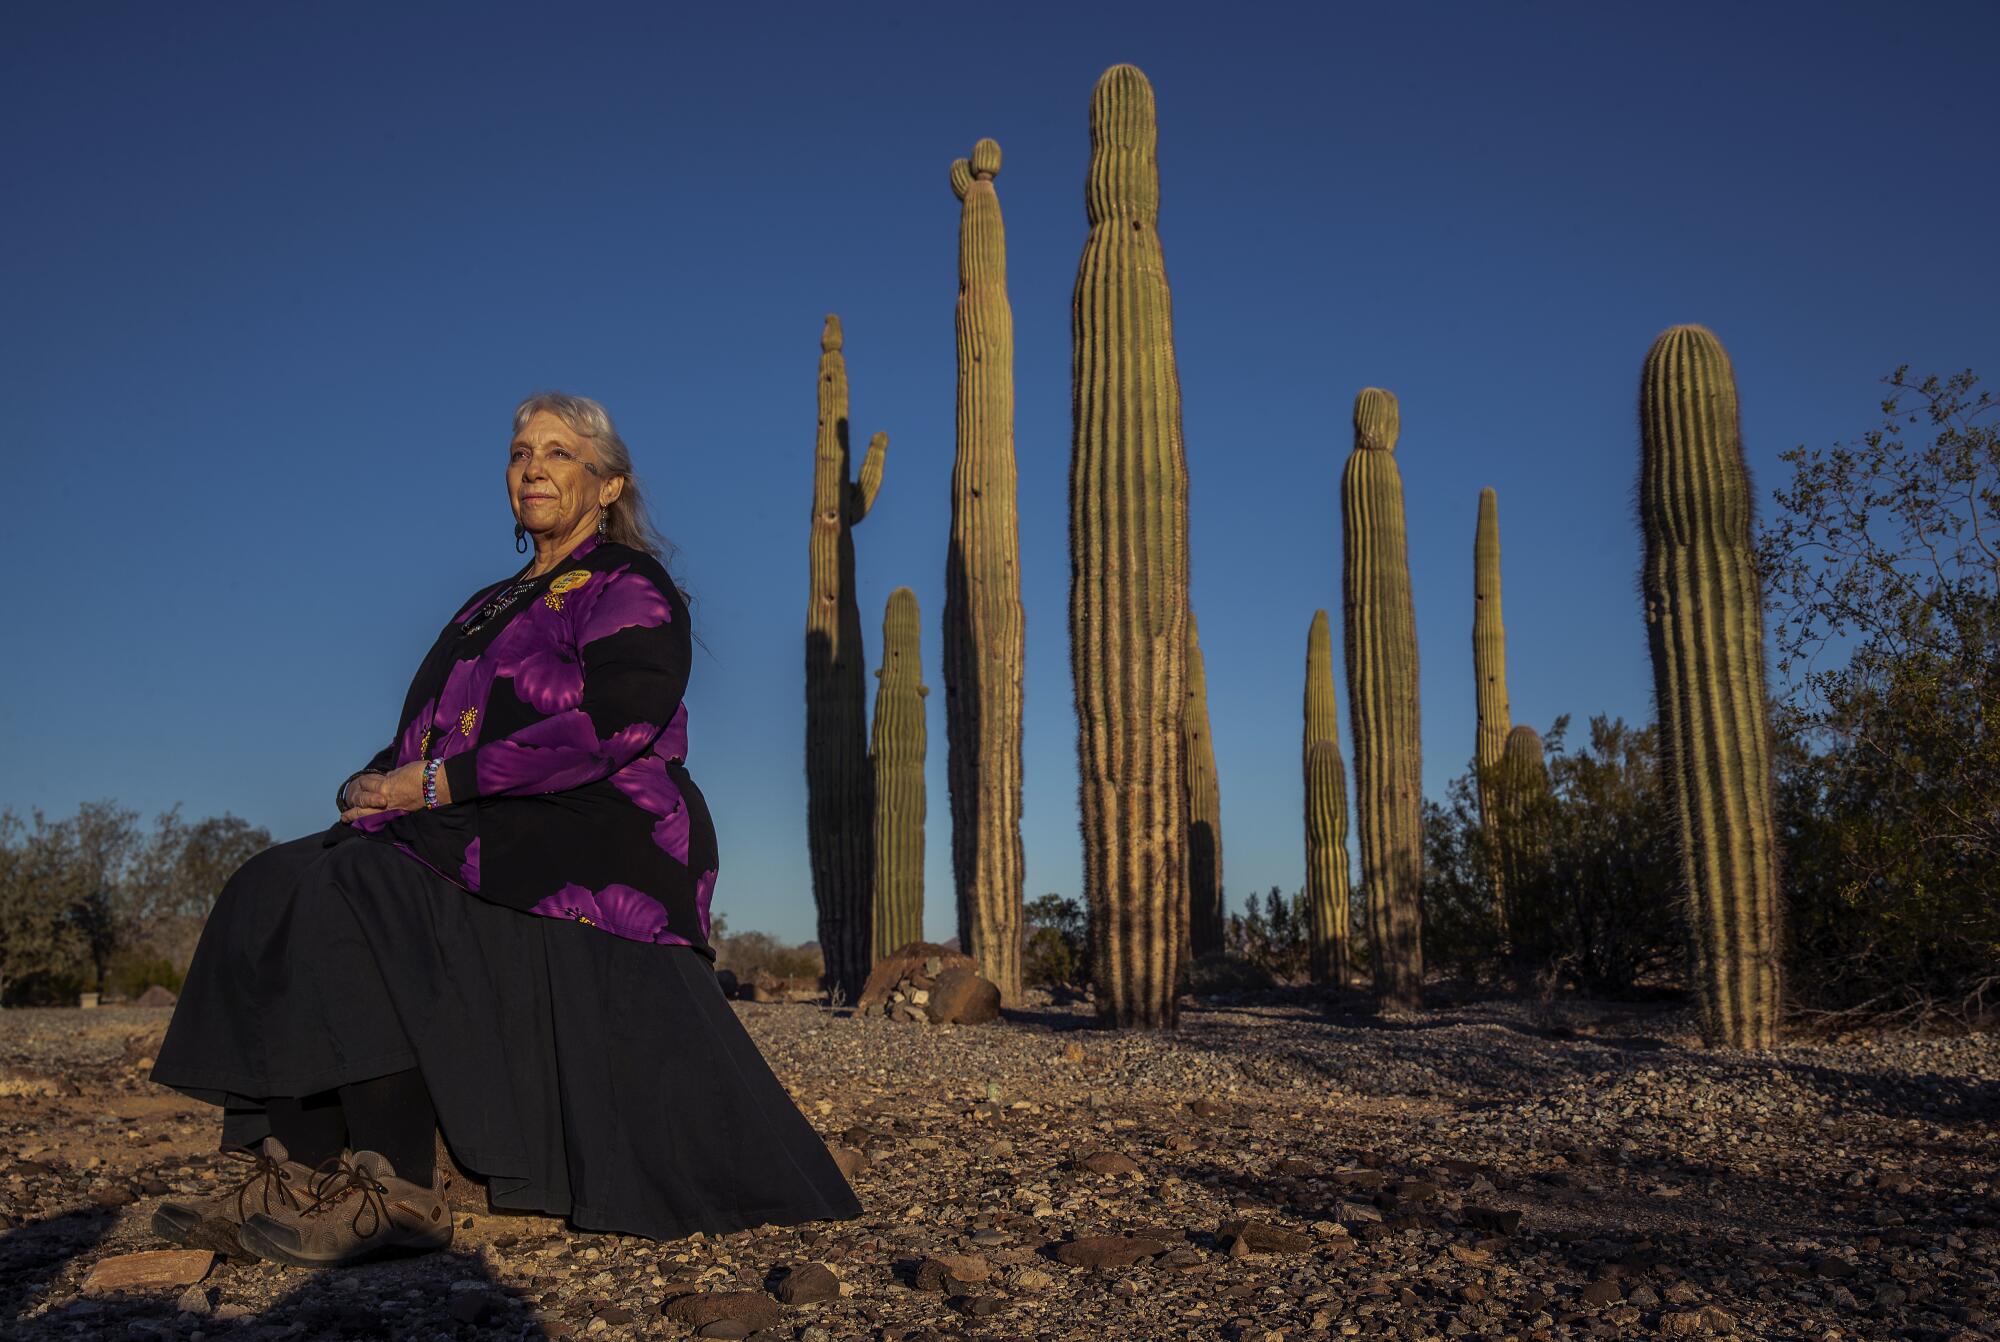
925, 967, 1001, 1025
176, 1285, 214, 1317
695, 1324, 751, 1341
135, 984, 178, 1007
915, 1254, 990, 1291
713, 969, 740, 998
1074, 1150, 1141, 1177
0, 1068, 66, 1099
858, 943, 977, 1008
1189, 1098, 1228, 1120
449, 1291, 496, 1324
1217, 1218, 1313, 1255
1578, 1279, 1622, 1307
829, 1146, 869, 1178
1051, 1235, 1168, 1269
82, 1250, 214, 1296
775, 1262, 840, 1305
92, 1185, 135, 1207
951, 1294, 1004, 1317
1657, 1311, 1707, 1337
1464, 1205, 1522, 1235
660, 1290, 781, 1332
1013, 1269, 1054, 1291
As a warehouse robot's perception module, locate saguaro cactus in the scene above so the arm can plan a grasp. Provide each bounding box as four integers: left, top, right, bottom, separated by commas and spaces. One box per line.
871, 587, 928, 965
806, 314, 888, 1003
1639, 324, 1782, 1049
1500, 725, 1547, 812
1183, 613, 1224, 960
944, 137, 1027, 1003
1472, 487, 1513, 938
1496, 724, 1549, 897
1303, 610, 1353, 985
1341, 388, 1425, 1012
1069, 64, 1191, 1029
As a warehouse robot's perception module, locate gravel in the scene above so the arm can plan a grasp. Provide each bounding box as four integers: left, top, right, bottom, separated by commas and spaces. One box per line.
1, 995, 1995, 1340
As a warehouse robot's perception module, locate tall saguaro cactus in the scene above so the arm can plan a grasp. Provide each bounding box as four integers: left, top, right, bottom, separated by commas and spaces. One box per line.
944, 138, 1027, 1003
1472, 487, 1513, 938
1069, 64, 1191, 1029
871, 587, 928, 965
1183, 613, 1224, 959
1639, 324, 1782, 1049
806, 314, 889, 1003
1341, 388, 1425, 1012
1303, 610, 1353, 985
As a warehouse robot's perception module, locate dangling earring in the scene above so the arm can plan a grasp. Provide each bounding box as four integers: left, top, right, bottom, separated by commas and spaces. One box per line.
597, 508, 609, 539
514, 523, 528, 554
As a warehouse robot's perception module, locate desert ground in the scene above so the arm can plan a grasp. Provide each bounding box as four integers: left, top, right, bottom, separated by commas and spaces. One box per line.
1, 996, 1995, 1341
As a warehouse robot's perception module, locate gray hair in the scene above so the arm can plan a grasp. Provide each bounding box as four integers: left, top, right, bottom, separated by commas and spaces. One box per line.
511, 391, 670, 559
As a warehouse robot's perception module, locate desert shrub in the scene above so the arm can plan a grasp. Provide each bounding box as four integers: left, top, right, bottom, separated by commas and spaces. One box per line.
1023, 893, 1088, 987
107, 950, 184, 1000
1224, 887, 1311, 983
1424, 716, 1682, 996
714, 930, 823, 983
1187, 950, 1276, 994
1761, 368, 2000, 1023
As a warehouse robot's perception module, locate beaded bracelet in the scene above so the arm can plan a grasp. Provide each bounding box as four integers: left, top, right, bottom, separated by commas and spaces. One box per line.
421, 757, 443, 810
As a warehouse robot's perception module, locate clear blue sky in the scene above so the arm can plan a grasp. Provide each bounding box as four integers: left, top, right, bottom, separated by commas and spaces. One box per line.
5, 3, 1995, 943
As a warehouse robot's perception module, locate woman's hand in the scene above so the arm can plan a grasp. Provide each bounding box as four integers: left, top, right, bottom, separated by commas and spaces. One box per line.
340, 760, 451, 823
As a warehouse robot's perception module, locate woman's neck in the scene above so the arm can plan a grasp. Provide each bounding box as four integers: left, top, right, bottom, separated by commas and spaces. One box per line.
526, 519, 597, 577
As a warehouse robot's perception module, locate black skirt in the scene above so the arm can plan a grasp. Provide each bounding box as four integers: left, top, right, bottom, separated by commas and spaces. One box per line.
151, 826, 861, 1241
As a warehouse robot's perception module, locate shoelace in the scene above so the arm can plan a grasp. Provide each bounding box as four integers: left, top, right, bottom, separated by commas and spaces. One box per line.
294, 1157, 392, 1239
222, 1147, 306, 1221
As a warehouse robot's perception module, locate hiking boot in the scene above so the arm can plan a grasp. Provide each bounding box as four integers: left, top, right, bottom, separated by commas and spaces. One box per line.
236, 1149, 452, 1267
151, 1137, 318, 1254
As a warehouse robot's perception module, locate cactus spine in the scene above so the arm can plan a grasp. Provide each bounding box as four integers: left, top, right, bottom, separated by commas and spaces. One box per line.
871, 587, 928, 964
1341, 388, 1425, 1011
944, 137, 1027, 1003
1304, 610, 1353, 985
806, 314, 888, 1002
1639, 324, 1782, 1049
1183, 613, 1224, 960
1069, 64, 1190, 1028
1472, 487, 1512, 939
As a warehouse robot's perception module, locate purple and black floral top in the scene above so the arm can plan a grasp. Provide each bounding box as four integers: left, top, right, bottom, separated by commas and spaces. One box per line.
348, 537, 717, 957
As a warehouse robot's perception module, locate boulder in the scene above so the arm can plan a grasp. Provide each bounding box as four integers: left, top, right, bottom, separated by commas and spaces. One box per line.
925, 967, 1001, 1025
135, 984, 178, 1008
858, 942, 976, 1008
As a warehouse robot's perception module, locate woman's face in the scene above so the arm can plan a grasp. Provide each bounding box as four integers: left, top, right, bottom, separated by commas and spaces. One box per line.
508, 410, 622, 539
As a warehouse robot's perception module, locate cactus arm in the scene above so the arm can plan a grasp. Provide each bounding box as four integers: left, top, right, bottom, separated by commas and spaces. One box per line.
850, 431, 887, 523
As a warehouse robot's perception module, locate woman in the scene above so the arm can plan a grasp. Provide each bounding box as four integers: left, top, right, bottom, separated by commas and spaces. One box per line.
150, 393, 860, 1266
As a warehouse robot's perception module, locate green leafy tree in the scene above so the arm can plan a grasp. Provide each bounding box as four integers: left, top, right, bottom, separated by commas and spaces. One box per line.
1425, 717, 1681, 995
1023, 893, 1089, 988
1760, 368, 2000, 1020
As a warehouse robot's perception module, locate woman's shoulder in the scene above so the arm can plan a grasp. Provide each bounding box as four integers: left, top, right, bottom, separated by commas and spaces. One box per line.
585, 543, 686, 610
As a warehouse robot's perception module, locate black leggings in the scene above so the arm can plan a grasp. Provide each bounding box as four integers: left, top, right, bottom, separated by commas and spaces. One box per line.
263, 1067, 436, 1184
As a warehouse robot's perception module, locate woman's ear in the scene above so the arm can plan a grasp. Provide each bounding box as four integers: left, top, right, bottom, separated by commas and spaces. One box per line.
600, 475, 626, 508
